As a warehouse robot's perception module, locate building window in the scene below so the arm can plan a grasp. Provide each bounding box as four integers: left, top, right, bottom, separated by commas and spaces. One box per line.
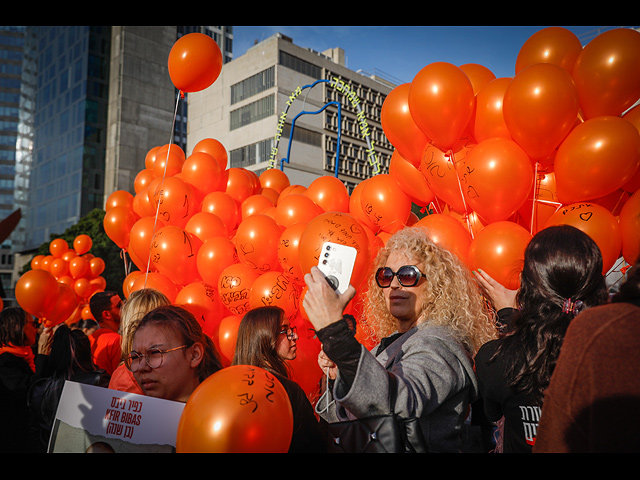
230, 66, 274, 105
279, 51, 321, 79
230, 94, 274, 131
229, 138, 274, 168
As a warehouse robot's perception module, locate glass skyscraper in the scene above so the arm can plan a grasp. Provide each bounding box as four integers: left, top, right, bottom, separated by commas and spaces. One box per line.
24, 26, 111, 250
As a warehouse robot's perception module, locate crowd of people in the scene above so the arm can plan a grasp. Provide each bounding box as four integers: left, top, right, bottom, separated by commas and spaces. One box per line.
1, 224, 638, 453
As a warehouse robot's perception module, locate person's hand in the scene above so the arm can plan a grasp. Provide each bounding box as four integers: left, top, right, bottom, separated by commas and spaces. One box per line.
303, 266, 356, 331
37, 323, 61, 355
318, 347, 337, 380
473, 268, 517, 311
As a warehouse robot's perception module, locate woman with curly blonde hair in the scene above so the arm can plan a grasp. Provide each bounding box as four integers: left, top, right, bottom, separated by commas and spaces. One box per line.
304, 226, 498, 453
361, 227, 497, 355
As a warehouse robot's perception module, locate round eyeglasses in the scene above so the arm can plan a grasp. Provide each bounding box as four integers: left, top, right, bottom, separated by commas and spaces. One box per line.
375, 265, 424, 288
278, 325, 298, 341
124, 345, 188, 372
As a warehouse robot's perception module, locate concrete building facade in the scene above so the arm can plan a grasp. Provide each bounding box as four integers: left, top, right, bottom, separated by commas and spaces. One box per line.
187, 32, 397, 190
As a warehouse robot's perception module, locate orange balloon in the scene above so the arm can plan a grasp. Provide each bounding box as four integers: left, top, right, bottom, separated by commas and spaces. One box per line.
40, 256, 53, 272
192, 138, 228, 170
49, 238, 69, 258
420, 137, 476, 213
197, 236, 238, 286
240, 194, 275, 221
134, 168, 156, 194
168, 32, 222, 93
128, 216, 165, 271
133, 188, 156, 218
30, 255, 45, 270
89, 257, 106, 278
468, 221, 532, 290
503, 63, 579, 161
130, 272, 179, 303
123, 270, 144, 298
304, 175, 350, 213
49, 258, 69, 279
462, 137, 534, 224
388, 150, 434, 207
176, 365, 293, 453
381, 83, 430, 167
544, 202, 622, 274
106, 190, 135, 212
89, 276, 107, 296
201, 191, 240, 232
278, 184, 307, 204
274, 193, 323, 229
185, 212, 228, 242
515, 27, 583, 75
298, 211, 371, 289
152, 148, 184, 178
15, 269, 59, 319
73, 277, 91, 299
175, 281, 227, 342
572, 28, 640, 119
45, 282, 78, 327
409, 62, 475, 151
415, 213, 473, 266
359, 174, 412, 234
459, 63, 496, 95
249, 271, 301, 321
348, 181, 377, 232
152, 176, 197, 229
277, 223, 307, 281
149, 225, 201, 286
145, 146, 161, 170
104, 206, 138, 249
73, 234, 92, 255
619, 190, 640, 266
181, 151, 224, 200
225, 168, 256, 205
555, 116, 640, 204
69, 256, 90, 279
218, 263, 260, 316
235, 214, 282, 272
217, 315, 243, 365
259, 168, 290, 194
473, 77, 513, 143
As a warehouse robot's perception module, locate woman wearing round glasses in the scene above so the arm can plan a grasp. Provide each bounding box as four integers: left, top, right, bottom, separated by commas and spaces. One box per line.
125, 305, 222, 403
304, 226, 498, 452
232, 306, 325, 452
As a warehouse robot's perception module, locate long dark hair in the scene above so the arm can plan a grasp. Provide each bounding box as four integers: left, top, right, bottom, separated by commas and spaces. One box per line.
232, 306, 291, 378
0, 307, 30, 346
494, 225, 608, 404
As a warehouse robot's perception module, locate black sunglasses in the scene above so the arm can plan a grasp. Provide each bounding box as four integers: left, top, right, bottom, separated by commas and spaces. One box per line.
375, 265, 424, 288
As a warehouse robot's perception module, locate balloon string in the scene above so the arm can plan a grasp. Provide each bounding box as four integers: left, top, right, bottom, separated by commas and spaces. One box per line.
448, 149, 474, 239
143, 90, 183, 289
529, 162, 540, 235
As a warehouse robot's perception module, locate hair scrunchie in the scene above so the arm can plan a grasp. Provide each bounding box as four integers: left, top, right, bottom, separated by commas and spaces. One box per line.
562, 298, 584, 316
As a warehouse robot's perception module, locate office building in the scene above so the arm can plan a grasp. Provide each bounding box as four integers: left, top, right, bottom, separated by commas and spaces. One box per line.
187, 32, 397, 190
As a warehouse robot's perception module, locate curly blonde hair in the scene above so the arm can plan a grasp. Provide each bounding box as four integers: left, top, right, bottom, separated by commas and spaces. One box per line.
360, 226, 497, 355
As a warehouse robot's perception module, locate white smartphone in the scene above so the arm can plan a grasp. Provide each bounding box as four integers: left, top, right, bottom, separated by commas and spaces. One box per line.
317, 242, 357, 294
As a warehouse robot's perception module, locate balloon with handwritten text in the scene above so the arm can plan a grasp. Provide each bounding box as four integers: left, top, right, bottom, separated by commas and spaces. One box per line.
176, 365, 293, 453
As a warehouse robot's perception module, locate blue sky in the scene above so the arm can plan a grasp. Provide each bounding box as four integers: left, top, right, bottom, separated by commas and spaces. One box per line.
232, 26, 623, 84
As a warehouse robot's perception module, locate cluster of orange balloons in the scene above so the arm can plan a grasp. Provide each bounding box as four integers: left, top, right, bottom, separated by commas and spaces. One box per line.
16, 235, 106, 327
105, 137, 390, 396
382, 26, 640, 284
